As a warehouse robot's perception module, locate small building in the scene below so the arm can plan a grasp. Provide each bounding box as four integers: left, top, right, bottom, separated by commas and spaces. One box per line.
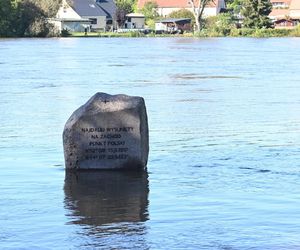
124, 13, 145, 29
155, 18, 192, 34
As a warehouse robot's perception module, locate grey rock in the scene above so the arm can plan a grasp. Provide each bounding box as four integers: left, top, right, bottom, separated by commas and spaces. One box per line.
63, 92, 149, 170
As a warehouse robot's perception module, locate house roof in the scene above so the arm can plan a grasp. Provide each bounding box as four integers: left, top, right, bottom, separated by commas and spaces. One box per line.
290, 0, 300, 10
69, 0, 107, 16
96, 0, 116, 19
137, 0, 220, 9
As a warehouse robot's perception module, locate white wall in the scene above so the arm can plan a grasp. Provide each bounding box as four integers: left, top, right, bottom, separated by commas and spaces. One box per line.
56, 1, 81, 19
290, 9, 300, 18
127, 17, 145, 29
62, 21, 91, 32
82, 16, 106, 30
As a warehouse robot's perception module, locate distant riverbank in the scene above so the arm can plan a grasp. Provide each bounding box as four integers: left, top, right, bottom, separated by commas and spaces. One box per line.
62, 27, 300, 38
2, 27, 300, 39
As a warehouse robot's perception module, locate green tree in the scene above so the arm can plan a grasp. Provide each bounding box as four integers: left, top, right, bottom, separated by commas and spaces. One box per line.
141, 1, 158, 20
30, 0, 61, 17
168, 9, 195, 22
141, 0, 158, 28
205, 13, 236, 36
226, 0, 243, 15
0, 0, 61, 37
115, 0, 135, 28
0, 0, 14, 36
241, 0, 272, 28
13, 0, 46, 36
189, 0, 213, 31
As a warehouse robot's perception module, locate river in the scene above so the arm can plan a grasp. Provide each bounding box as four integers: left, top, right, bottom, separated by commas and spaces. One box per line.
1, 37, 300, 249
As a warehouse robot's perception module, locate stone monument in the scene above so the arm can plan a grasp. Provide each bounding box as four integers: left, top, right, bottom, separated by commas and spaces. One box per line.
63, 93, 149, 170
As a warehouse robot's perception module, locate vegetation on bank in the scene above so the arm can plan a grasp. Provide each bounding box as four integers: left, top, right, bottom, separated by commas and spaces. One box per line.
0, 0, 60, 37
66, 25, 300, 38
1, 0, 300, 38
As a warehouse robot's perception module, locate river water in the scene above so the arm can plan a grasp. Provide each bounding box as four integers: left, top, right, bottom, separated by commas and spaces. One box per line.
1, 37, 300, 249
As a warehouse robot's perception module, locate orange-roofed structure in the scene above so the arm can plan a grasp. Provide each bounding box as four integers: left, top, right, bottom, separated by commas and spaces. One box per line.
137, 0, 226, 17
269, 0, 300, 28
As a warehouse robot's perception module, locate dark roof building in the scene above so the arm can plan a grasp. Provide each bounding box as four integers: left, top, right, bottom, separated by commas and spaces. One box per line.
70, 0, 107, 17
96, 0, 116, 19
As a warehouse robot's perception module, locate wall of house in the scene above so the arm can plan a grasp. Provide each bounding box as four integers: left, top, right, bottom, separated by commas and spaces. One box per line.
217, 0, 226, 11
155, 22, 167, 31
290, 9, 300, 18
62, 21, 91, 32
56, 3, 81, 19
82, 16, 106, 30
126, 17, 145, 29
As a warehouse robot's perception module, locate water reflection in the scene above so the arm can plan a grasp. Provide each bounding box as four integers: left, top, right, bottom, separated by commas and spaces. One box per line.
64, 170, 149, 228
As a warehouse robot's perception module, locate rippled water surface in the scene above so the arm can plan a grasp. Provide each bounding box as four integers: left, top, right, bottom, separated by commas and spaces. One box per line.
1, 37, 300, 249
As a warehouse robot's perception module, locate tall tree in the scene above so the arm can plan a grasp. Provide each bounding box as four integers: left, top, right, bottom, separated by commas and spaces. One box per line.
168, 9, 195, 22
226, 0, 243, 15
189, 0, 212, 31
30, 0, 61, 17
115, 0, 134, 28
0, 0, 14, 36
141, 1, 158, 20
241, 0, 272, 28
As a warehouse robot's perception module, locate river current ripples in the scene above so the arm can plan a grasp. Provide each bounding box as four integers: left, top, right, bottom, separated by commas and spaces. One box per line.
0, 37, 300, 249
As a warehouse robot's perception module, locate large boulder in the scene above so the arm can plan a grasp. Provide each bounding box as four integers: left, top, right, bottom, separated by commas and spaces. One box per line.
63, 93, 149, 170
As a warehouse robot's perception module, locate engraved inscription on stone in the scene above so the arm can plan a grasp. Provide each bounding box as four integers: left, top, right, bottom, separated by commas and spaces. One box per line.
82, 126, 133, 161
63, 93, 149, 170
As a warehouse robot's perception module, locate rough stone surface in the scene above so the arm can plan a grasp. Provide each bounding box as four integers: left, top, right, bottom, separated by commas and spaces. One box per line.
63, 92, 149, 170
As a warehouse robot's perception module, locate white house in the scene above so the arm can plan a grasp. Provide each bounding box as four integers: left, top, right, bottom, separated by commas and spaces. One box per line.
52, 0, 116, 32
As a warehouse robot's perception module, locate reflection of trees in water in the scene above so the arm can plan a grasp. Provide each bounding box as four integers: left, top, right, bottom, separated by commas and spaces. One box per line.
64, 171, 149, 249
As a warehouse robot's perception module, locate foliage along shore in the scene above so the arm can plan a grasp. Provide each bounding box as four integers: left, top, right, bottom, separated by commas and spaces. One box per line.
64, 26, 300, 38
2, 26, 300, 38
1, 0, 300, 38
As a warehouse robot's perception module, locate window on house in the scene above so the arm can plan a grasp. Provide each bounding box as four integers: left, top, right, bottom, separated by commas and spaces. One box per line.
89, 18, 97, 24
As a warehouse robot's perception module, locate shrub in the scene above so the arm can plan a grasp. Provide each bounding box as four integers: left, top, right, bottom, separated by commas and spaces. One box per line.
205, 13, 236, 36
26, 18, 59, 37
168, 9, 195, 23
61, 28, 71, 37
290, 24, 300, 37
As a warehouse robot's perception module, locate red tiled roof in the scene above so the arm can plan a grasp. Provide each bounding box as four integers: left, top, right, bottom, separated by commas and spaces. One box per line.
137, 0, 219, 9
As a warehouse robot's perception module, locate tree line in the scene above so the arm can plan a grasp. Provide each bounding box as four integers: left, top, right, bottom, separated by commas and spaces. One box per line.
0, 0, 60, 37
0, 0, 275, 37
138, 0, 273, 31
